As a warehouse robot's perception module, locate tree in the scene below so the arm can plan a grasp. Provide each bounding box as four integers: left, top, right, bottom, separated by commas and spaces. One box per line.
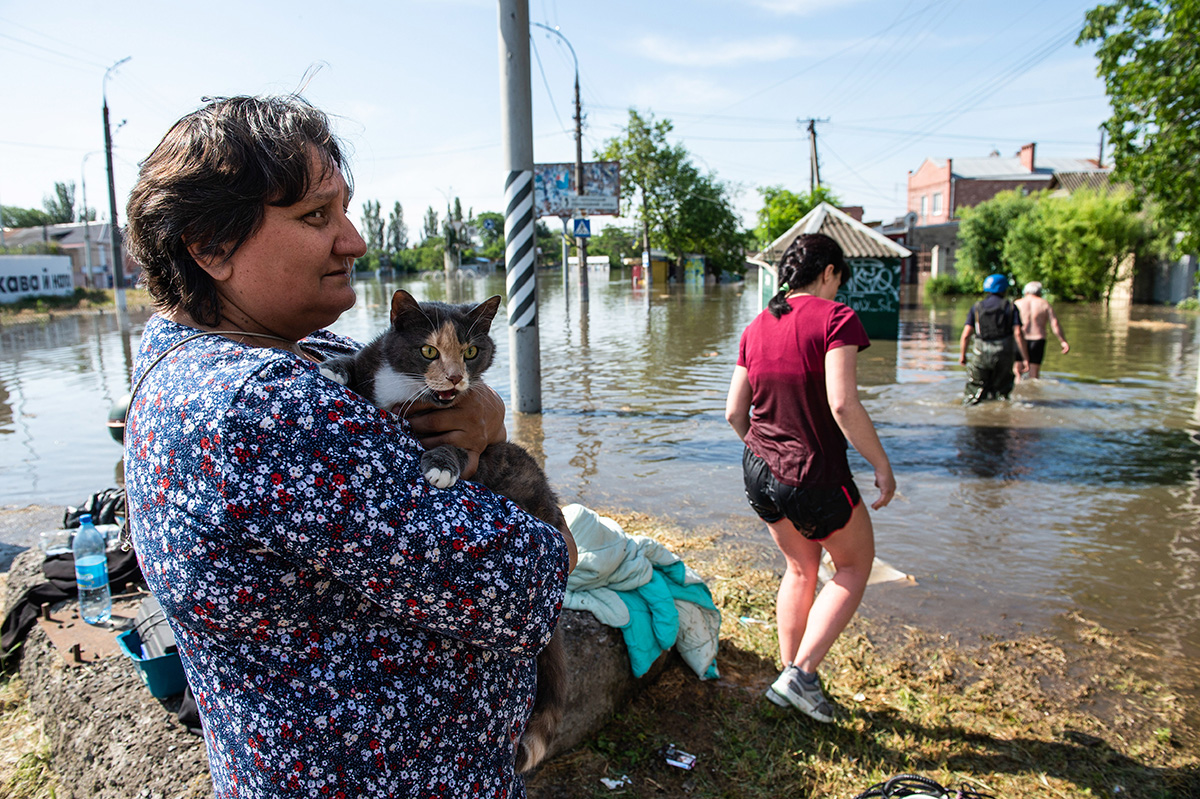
421, 206, 439, 244
955, 189, 1039, 289
1, 205, 50, 228
754, 186, 842, 246
360, 200, 385, 253
476, 211, 506, 261
43, 181, 76, 224
596, 109, 747, 275
387, 202, 408, 252
1079, 1, 1200, 249
1001, 188, 1154, 301
589, 224, 640, 266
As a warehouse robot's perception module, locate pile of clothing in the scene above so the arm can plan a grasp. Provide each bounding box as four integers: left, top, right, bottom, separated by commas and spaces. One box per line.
561, 504, 721, 679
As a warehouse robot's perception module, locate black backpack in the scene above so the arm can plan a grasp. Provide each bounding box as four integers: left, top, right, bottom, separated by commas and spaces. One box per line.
972, 300, 1014, 341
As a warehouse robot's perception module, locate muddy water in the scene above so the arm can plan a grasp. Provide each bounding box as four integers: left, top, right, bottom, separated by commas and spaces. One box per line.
1, 269, 1198, 720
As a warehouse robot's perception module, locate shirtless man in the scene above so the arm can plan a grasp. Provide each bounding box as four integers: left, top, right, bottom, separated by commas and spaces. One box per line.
1014, 281, 1070, 380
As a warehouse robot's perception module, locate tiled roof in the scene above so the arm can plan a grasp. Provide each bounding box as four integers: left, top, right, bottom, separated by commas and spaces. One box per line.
951, 156, 1102, 180
2, 221, 111, 248
1047, 170, 1114, 193
763, 203, 912, 263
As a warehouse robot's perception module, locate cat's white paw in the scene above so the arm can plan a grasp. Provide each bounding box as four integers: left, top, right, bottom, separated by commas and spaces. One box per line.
318, 366, 348, 385
425, 468, 458, 489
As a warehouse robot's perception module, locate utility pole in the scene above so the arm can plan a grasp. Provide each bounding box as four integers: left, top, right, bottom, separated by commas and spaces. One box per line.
499, 0, 541, 413
104, 57, 130, 314
1098, 127, 1107, 168
532, 22, 587, 303
573, 64, 589, 303
798, 117, 830, 194
81, 152, 97, 289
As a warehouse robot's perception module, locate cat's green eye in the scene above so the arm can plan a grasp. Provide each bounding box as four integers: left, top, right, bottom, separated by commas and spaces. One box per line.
464, 345, 479, 359
420, 345, 438, 360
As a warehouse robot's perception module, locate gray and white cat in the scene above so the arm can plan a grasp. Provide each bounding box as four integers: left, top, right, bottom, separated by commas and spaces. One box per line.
320, 288, 567, 773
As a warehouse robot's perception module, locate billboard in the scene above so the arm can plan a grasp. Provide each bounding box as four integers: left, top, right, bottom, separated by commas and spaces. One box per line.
533, 161, 620, 218
0, 255, 74, 303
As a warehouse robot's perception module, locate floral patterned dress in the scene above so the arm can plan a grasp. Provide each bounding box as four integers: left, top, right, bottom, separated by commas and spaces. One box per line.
124, 315, 568, 798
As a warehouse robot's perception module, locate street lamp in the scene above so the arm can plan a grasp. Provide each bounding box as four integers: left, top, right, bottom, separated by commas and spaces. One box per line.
531, 22, 588, 302
103, 56, 130, 313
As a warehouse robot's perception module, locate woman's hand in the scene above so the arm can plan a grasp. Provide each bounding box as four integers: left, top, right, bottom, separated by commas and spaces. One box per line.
403, 385, 507, 479
871, 466, 896, 510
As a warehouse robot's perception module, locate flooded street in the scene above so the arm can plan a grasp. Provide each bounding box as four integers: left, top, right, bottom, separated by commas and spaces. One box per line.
2, 268, 1198, 722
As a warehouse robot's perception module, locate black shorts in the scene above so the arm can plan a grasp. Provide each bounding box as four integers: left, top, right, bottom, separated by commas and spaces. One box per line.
741, 447, 861, 541
1020, 338, 1047, 365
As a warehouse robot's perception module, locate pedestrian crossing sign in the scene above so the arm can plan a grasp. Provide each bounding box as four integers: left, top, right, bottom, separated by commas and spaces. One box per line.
572, 218, 591, 238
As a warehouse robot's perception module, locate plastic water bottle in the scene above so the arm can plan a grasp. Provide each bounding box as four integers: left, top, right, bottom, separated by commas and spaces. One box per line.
73, 513, 112, 625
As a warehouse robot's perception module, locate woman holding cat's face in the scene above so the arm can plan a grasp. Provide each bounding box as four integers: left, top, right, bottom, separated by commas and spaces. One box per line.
726, 232, 895, 725
122, 95, 569, 798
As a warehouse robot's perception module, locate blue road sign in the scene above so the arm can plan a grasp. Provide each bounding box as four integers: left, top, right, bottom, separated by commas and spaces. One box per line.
572, 218, 591, 238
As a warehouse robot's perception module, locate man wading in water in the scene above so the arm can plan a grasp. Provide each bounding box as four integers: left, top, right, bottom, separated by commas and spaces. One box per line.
959, 273, 1029, 404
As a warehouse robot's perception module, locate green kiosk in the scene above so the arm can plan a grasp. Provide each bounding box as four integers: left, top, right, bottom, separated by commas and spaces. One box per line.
753, 202, 910, 340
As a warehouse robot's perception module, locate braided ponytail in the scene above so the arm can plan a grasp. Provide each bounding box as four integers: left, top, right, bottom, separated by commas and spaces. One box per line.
767, 233, 850, 318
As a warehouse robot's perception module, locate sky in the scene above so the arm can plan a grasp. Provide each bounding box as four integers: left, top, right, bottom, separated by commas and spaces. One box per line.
0, 0, 1113, 240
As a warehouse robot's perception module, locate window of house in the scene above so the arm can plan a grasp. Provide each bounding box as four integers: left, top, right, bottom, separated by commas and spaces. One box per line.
920, 195, 928, 219
932, 192, 943, 215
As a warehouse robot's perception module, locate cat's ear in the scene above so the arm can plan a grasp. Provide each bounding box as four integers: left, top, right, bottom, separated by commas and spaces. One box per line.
390, 289, 423, 326
469, 295, 503, 332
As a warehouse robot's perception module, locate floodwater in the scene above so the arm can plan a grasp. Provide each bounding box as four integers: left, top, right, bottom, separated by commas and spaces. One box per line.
2, 268, 1198, 723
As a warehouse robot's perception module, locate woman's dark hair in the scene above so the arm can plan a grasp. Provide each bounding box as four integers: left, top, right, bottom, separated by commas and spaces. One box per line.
767, 233, 851, 318
125, 95, 352, 326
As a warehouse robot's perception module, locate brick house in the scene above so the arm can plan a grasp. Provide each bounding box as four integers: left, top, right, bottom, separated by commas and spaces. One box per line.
901, 143, 1109, 281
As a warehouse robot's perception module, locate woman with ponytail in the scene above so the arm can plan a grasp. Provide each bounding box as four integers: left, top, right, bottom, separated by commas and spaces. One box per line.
725, 233, 895, 723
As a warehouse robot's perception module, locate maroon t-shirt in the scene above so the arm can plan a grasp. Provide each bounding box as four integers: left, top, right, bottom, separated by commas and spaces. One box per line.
738, 295, 870, 488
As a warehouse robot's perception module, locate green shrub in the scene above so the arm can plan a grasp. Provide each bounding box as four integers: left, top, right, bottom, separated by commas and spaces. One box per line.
925, 274, 966, 298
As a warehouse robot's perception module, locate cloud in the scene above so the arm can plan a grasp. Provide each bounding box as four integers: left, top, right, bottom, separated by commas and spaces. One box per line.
625, 74, 741, 110
746, 0, 865, 14
634, 34, 801, 67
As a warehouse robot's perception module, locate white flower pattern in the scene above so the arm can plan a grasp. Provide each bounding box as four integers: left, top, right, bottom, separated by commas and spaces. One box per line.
124, 316, 567, 798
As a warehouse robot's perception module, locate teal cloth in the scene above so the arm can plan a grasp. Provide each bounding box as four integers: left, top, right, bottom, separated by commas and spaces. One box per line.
562, 504, 721, 679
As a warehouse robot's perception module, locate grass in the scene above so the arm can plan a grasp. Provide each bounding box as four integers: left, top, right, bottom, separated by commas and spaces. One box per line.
526, 511, 1200, 799
0, 673, 56, 799
0, 287, 153, 320
3, 509, 1196, 798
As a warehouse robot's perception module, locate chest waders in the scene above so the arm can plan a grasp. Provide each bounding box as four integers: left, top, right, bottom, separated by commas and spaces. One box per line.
963, 301, 1016, 405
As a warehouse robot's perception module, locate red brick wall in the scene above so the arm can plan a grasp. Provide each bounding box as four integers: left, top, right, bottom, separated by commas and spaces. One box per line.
952, 179, 1044, 214
907, 160, 951, 225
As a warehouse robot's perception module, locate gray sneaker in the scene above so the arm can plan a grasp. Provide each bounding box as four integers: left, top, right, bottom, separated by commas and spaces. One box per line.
766, 666, 833, 723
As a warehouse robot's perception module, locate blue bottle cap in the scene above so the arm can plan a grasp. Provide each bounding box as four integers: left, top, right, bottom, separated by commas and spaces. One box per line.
79, 513, 93, 524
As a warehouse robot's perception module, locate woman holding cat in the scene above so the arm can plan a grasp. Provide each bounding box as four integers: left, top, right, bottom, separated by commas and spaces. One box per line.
725, 233, 895, 724
122, 95, 571, 798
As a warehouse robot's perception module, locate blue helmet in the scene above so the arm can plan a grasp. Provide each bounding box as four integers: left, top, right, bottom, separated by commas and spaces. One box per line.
983, 273, 1009, 294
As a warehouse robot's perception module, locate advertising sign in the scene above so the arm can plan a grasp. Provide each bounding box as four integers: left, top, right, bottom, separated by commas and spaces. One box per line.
0, 255, 74, 303
533, 161, 620, 218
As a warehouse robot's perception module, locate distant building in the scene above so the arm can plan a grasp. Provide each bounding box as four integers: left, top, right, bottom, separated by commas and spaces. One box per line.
0, 221, 141, 290
895, 143, 1110, 285
907, 143, 1107, 226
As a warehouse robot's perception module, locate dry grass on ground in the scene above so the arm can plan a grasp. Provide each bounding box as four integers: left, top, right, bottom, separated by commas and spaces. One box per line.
526, 511, 1199, 799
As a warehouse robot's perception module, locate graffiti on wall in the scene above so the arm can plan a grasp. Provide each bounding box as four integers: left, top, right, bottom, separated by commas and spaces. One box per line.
836, 258, 899, 314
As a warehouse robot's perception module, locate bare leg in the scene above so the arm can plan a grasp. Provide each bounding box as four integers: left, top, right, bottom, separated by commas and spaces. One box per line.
793, 503, 875, 673
1028, 362, 1041, 379
765, 518, 822, 667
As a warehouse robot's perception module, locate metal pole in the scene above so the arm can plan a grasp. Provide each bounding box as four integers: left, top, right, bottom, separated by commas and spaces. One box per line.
103, 57, 130, 315
81, 154, 94, 289
499, 0, 541, 413
561, 216, 569, 294
573, 69, 588, 303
